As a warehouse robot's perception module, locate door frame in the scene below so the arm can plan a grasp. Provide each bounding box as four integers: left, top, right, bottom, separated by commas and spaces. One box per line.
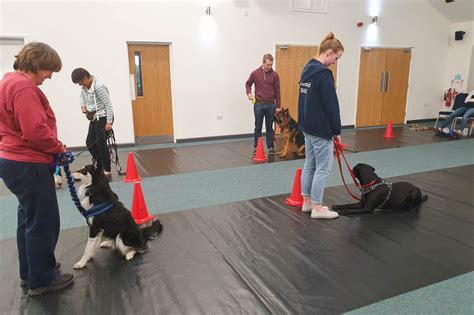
353, 45, 414, 127
0, 35, 27, 77
125, 41, 177, 144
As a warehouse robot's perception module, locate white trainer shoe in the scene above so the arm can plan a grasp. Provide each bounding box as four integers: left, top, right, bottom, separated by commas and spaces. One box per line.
311, 208, 339, 219
301, 203, 312, 212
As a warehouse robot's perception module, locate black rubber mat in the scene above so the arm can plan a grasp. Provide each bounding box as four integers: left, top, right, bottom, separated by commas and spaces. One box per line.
1, 166, 472, 314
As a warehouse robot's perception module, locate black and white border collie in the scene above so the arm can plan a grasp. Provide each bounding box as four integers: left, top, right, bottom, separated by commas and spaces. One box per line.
72, 165, 162, 269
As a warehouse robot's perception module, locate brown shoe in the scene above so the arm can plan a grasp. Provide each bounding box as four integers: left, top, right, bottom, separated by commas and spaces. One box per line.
20, 262, 61, 287
27, 273, 73, 296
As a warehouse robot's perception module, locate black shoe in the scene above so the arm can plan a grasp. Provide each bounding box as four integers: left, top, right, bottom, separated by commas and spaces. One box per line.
20, 262, 61, 287
268, 148, 275, 155
27, 273, 73, 296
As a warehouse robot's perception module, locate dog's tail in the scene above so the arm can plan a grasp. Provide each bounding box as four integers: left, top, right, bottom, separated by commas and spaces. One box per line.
410, 194, 428, 212
142, 219, 163, 240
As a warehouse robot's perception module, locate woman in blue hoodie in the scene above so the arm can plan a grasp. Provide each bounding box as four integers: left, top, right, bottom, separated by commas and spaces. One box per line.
298, 33, 344, 219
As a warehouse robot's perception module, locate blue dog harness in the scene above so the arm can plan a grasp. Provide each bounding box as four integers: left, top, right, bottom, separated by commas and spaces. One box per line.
84, 202, 117, 219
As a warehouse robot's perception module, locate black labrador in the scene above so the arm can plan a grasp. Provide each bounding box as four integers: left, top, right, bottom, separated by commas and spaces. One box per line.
332, 163, 428, 215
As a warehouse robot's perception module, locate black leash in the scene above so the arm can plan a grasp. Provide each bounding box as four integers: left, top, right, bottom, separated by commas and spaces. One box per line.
105, 129, 125, 176
71, 129, 125, 176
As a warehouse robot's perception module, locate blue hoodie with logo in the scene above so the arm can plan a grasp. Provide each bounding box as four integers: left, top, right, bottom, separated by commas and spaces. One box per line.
298, 59, 341, 140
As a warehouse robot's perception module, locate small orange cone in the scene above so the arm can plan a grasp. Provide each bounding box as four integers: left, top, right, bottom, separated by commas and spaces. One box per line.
285, 168, 304, 207
384, 120, 394, 138
252, 137, 266, 162
131, 182, 155, 225
123, 152, 141, 182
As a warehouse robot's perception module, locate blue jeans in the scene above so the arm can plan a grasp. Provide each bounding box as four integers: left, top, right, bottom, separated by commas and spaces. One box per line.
254, 103, 276, 149
440, 107, 474, 130
301, 133, 334, 204
0, 158, 59, 289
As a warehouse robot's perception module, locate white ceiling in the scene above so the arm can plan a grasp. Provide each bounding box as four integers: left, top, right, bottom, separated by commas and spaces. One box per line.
428, 0, 474, 23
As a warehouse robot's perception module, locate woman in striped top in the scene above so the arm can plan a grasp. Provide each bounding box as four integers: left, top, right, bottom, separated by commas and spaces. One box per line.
71, 68, 114, 175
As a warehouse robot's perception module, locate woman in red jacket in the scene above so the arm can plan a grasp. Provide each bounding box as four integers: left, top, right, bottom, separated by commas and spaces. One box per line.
0, 42, 73, 296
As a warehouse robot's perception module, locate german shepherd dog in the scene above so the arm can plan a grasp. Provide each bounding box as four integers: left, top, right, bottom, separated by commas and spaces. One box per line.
275, 108, 305, 158
72, 165, 163, 268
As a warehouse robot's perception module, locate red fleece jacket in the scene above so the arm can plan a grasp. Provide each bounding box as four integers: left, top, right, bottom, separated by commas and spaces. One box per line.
0, 71, 64, 163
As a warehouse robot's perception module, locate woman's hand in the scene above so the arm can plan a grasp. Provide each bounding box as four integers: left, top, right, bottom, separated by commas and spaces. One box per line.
105, 123, 113, 131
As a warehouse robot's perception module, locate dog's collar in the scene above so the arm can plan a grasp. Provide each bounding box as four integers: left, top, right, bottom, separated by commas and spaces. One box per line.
360, 179, 388, 195
84, 201, 118, 219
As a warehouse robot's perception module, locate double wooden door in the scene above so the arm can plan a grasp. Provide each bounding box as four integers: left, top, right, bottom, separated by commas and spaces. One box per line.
356, 48, 411, 127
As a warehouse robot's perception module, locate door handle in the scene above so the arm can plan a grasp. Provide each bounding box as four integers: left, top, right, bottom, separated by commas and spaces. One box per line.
129, 74, 136, 101
384, 71, 390, 93
380, 72, 385, 93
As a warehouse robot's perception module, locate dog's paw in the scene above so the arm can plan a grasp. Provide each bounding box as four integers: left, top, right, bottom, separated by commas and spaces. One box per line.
334, 209, 348, 215
74, 261, 86, 269
125, 251, 136, 261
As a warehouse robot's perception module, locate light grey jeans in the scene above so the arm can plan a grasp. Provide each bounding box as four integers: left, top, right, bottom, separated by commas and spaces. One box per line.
301, 132, 334, 204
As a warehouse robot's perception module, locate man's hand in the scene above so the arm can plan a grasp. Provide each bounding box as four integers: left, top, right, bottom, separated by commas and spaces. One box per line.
276, 108, 281, 113
247, 93, 254, 101
105, 123, 113, 131
81, 106, 87, 113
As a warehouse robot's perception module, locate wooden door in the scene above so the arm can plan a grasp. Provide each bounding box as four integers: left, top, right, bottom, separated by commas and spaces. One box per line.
127, 44, 174, 144
381, 49, 411, 125
275, 45, 337, 123
356, 48, 386, 127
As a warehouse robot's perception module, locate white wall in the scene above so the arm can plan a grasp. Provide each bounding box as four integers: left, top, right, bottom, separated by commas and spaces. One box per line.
1, 0, 452, 146
444, 21, 474, 94
467, 46, 474, 91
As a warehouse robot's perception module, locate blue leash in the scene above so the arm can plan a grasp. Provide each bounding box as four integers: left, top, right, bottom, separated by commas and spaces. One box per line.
55, 151, 115, 220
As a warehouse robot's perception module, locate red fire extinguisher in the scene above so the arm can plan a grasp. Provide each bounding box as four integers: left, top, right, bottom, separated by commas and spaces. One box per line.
444, 88, 458, 107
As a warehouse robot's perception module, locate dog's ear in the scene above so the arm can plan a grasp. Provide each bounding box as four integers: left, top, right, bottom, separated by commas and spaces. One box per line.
352, 165, 360, 179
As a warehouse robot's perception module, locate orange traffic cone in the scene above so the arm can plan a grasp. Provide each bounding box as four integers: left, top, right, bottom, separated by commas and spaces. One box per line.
384, 119, 394, 138
252, 137, 266, 163
285, 168, 304, 207
384, 120, 394, 138
123, 152, 141, 182
131, 182, 155, 225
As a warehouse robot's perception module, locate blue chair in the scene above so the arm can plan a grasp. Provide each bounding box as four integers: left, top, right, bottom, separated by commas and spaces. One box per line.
435, 93, 468, 128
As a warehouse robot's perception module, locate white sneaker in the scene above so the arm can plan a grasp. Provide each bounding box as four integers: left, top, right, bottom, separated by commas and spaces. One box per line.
311, 208, 339, 219
302, 203, 312, 212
